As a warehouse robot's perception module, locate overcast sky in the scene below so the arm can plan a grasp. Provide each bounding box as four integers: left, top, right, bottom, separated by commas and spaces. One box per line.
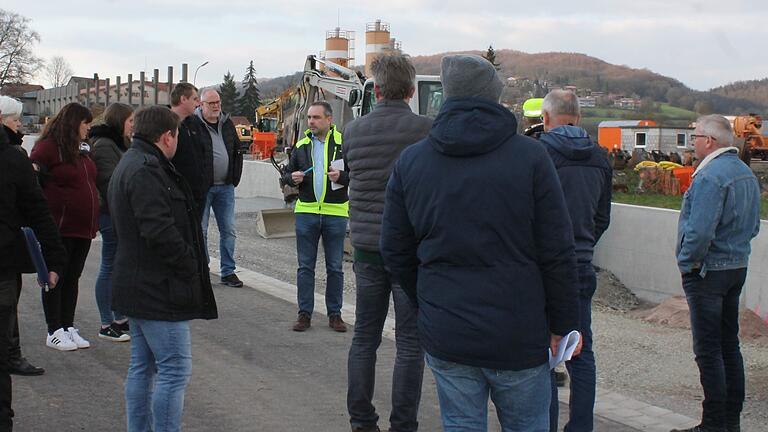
7, 0, 768, 91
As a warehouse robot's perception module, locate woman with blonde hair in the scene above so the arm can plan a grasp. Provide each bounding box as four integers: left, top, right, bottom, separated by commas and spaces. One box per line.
30, 102, 98, 351
90, 102, 134, 342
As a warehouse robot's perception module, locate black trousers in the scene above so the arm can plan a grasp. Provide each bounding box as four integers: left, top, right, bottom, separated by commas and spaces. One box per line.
41, 237, 91, 334
7, 275, 21, 361
0, 276, 16, 431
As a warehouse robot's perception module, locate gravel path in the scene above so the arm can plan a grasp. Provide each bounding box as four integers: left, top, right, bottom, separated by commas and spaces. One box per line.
203, 198, 768, 431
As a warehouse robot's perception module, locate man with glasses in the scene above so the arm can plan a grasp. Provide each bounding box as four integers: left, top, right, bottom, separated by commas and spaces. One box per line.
673, 115, 760, 432
196, 89, 244, 288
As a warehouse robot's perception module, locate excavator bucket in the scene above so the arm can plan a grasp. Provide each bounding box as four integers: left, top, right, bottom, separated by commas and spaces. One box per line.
255, 208, 296, 239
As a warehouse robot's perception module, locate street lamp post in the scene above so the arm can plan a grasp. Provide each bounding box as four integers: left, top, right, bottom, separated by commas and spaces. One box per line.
193, 61, 209, 86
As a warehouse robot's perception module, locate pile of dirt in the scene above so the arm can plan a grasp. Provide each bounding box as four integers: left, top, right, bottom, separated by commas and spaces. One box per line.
594, 267, 639, 311
637, 295, 768, 342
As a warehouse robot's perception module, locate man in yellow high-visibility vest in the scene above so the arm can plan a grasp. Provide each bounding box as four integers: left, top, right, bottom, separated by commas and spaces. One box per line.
282, 101, 350, 333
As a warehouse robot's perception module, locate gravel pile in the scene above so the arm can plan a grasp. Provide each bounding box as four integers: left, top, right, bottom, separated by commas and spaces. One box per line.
594, 267, 639, 311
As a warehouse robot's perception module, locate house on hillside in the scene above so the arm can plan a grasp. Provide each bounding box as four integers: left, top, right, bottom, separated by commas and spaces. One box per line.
614, 98, 642, 110
579, 97, 596, 108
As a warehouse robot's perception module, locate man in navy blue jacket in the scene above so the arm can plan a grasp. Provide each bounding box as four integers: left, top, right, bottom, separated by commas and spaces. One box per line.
539, 89, 612, 432
381, 54, 580, 431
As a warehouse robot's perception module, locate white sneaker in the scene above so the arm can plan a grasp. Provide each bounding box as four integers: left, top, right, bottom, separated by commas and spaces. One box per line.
67, 327, 90, 349
46, 328, 77, 351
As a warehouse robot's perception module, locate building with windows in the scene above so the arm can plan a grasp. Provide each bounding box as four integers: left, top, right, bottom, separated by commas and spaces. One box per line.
620, 126, 694, 154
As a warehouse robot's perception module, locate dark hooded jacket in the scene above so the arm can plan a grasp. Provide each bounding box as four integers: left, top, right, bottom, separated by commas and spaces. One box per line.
89, 124, 128, 214
539, 126, 612, 263
380, 97, 579, 371
0, 126, 66, 277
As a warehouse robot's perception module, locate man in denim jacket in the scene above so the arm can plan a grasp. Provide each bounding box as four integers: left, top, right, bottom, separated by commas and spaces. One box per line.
673, 114, 761, 432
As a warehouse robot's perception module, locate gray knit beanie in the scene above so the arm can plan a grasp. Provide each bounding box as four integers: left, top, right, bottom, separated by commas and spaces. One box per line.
440, 54, 503, 102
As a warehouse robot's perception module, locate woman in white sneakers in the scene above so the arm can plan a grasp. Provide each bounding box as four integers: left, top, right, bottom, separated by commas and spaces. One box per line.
30, 103, 98, 351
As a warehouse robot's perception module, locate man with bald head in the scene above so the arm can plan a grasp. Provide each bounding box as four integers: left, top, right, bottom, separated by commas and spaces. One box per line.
196, 89, 244, 288
672, 115, 760, 432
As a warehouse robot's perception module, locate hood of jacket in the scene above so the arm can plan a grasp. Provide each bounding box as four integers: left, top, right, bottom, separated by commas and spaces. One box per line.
89, 124, 127, 151
428, 97, 518, 157
539, 125, 597, 161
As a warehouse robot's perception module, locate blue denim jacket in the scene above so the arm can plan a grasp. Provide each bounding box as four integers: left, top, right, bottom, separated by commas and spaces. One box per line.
676, 150, 761, 276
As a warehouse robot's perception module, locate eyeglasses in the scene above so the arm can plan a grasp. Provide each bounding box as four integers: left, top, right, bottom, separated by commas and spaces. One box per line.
203, 100, 221, 106
690, 134, 716, 141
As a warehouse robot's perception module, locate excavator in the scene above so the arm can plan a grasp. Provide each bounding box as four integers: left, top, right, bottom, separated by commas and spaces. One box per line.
255, 54, 444, 238
731, 114, 768, 164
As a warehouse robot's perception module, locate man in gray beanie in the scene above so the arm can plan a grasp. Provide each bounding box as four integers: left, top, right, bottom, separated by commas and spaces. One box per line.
440, 54, 504, 102
381, 54, 580, 431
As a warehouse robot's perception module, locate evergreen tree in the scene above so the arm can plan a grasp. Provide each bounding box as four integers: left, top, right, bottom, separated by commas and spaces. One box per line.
219, 71, 238, 114
236, 60, 261, 123
482, 45, 501, 71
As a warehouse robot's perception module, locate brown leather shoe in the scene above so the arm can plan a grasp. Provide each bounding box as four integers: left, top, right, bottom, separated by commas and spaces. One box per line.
329, 314, 347, 332
293, 312, 311, 332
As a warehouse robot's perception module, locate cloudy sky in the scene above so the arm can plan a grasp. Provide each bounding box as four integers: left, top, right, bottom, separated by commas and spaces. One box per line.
7, 0, 768, 91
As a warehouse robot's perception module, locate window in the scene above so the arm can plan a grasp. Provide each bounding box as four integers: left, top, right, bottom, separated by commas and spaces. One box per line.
635, 132, 647, 147
677, 133, 687, 147
418, 82, 444, 118
361, 81, 376, 117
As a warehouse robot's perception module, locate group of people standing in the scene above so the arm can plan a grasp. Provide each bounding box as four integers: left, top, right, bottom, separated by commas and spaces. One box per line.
0, 50, 761, 432
285, 53, 760, 432
0, 81, 245, 430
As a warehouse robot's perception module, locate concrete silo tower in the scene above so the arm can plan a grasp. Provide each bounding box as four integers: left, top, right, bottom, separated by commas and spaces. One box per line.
365, 20, 401, 76
323, 27, 355, 76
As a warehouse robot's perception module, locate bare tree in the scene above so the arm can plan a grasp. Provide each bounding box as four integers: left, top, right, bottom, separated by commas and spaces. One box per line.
0, 9, 43, 87
45, 56, 73, 87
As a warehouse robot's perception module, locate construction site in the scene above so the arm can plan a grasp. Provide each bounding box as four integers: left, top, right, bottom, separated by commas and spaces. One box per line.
215, 19, 768, 432
8, 13, 768, 431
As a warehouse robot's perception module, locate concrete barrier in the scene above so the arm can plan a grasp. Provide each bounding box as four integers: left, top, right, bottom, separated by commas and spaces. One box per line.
236, 159, 284, 201
235, 158, 768, 322
594, 203, 768, 322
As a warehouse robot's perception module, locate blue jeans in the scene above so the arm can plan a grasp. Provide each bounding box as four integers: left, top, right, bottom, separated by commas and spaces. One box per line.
550, 264, 597, 432
347, 261, 424, 431
125, 318, 192, 432
202, 184, 237, 277
295, 213, 346, 316
426, 354, 551, 432
683, 268, 747, 429
95, 213, 125, 326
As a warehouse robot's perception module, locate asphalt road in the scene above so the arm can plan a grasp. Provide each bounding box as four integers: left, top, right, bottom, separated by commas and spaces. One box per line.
11, 246, 637, 431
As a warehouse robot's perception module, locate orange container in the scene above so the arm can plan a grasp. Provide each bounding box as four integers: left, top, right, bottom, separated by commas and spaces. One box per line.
672, 167, 694, 194
251, 132, 277, 159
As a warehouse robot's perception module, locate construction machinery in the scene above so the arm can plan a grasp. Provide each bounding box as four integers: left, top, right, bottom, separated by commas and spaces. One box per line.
255, 55, 444, 239
730, 114, 768, 164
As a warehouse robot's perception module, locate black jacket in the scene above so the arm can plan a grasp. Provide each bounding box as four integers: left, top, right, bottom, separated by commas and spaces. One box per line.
540, 126, 612, 263
194, 110, 243, 188
3, 125, 23, 149
381, 97, 579, 371
343, 100, 432, 252
171, 115, 209, 212
108, 137, 217, 321
89, 124, 127, 214
282, 125, 350, 208
0, 126, 66, 277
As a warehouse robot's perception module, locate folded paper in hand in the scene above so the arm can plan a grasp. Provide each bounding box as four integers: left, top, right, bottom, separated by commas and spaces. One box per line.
548, 330, 580, 369
330, 159, 345, 191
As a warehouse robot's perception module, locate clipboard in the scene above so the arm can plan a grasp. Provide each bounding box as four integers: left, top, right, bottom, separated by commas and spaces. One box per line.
21, 227, 51, 291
